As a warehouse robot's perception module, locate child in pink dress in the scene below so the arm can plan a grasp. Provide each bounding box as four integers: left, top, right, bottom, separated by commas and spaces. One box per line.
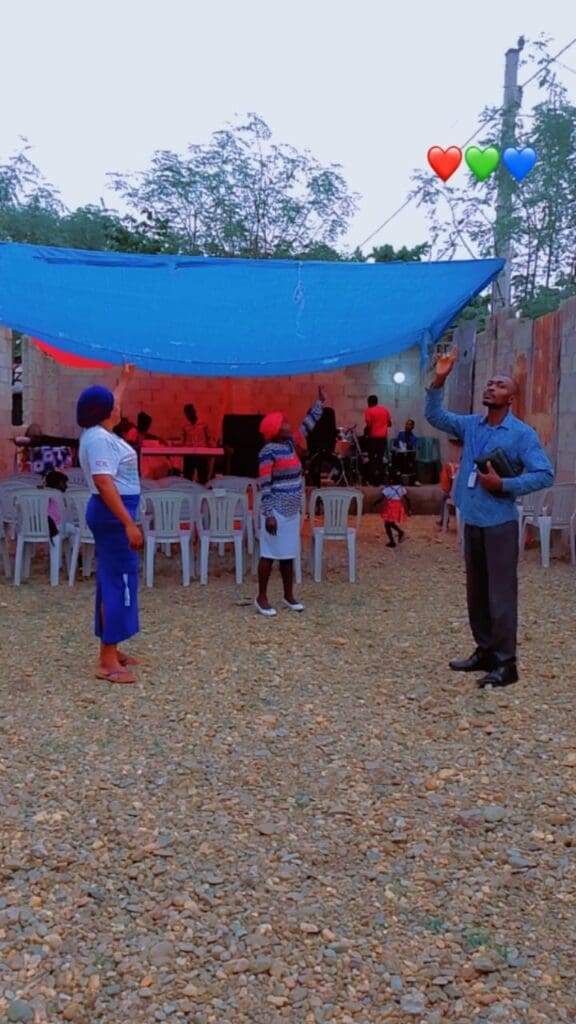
379, 483, 410, 547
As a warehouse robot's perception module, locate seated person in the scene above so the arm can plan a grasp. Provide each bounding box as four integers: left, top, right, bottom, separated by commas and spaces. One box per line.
133, 412, 172, 480
43, 470, 78, 542
438, 436, 463, 525
391, 418, 418, 484
394, 418, 418, 450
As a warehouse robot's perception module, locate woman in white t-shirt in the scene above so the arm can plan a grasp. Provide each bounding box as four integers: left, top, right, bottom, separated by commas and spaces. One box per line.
77, 366, 143, 684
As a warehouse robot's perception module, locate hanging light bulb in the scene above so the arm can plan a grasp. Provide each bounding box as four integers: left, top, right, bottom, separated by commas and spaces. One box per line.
393, 371, 406, 384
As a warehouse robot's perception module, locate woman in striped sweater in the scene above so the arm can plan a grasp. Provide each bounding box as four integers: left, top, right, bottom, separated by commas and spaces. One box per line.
255, 386, 326, 616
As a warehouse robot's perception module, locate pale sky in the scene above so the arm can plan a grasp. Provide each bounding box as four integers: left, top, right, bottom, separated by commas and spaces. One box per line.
2, 0, 575, 255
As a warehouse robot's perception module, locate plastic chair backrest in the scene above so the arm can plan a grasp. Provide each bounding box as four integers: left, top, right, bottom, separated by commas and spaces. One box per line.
1, 477, 38, 490
199, 492, 246, 537
146, 492, 186, 536
210, 476, 256, 492
163, 478, 206, 491
310, 488, 363, 536
64, 468, 87, 486
64, 492, 92, 536
550, 483, 576, 524
253, 489, 262, 518
520, 489, 549, 516
16, 491, 54, 539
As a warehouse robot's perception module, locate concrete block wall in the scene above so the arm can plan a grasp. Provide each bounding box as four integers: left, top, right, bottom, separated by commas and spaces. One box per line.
0, 328, 13, 476
17, 338, 435, 450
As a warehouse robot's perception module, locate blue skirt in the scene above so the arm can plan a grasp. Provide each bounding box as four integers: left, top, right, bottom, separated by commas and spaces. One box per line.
86, 494, 140, 645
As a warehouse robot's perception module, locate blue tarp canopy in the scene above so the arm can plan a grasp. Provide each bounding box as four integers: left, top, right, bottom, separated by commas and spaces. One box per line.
0, 243, 504, 376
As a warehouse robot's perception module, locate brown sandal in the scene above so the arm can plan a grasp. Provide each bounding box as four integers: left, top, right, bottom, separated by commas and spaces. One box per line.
95, 668, 136, 684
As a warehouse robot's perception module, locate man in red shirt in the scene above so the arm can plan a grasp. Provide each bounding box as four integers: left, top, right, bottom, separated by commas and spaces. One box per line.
364, 395, 392, 440
364, 395, 392, 482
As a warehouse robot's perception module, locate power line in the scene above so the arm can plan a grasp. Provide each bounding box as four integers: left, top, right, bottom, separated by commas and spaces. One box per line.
556, 60, 576, 76
356, 36, 576, 251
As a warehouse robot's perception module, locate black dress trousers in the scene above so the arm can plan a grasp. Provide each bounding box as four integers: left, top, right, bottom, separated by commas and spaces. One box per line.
463, 520, 519, 663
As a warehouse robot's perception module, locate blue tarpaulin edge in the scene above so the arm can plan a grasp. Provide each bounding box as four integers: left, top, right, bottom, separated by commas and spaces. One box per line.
0, 243, 504, 377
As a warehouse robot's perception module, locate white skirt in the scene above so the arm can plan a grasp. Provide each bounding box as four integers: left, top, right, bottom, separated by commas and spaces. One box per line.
259, 511, 301, 560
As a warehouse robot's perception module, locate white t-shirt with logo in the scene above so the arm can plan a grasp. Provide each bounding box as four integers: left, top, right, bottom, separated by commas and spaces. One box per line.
80, 426, 140, 496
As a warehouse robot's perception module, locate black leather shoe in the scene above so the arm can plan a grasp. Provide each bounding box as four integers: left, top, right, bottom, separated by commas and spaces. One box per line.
477, 663, 519, 688
449, 649, 495, 672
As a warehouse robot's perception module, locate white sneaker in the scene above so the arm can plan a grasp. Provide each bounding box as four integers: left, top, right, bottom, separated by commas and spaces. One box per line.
254, 599, 277, 617
282, 598, 305, 612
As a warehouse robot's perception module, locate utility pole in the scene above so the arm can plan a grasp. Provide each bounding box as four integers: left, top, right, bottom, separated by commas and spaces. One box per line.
491, 37, 524, 312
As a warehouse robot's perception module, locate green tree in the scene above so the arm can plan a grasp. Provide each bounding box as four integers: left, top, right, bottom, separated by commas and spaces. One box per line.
370, 242, 430, 262
407, 37, 576, 317
0, 143, 65, 244
109, 113, 359, 258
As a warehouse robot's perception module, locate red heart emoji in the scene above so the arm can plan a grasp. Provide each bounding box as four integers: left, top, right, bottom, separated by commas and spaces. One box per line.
427, 146, 462, 182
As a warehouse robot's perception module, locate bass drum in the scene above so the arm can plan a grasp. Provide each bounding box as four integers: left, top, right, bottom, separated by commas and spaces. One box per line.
307, 450, 344, 487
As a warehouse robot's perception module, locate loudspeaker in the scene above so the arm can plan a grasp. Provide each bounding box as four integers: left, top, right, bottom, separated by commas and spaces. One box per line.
222, 414, 264, 448
222, 414, 264, 478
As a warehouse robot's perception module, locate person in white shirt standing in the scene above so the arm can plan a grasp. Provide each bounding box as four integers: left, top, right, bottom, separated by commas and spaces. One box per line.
77, 365, 143, 684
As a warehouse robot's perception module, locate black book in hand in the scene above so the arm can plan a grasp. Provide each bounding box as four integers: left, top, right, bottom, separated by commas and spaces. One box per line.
475, 448, 517, 478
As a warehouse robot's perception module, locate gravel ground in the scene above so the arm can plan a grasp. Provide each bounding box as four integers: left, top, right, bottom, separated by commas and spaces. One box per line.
1, 515, 575, 1024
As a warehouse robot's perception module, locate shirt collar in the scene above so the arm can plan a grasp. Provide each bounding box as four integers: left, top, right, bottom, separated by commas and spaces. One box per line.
481, 410, 513, 429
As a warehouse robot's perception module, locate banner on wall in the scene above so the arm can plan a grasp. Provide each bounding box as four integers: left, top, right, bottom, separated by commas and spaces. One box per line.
0, 243, 505, 377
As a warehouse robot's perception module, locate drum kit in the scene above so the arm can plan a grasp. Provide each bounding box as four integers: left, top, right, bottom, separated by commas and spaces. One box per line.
335, 426, 370, 485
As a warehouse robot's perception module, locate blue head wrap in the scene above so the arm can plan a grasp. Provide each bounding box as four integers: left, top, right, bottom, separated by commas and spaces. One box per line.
76, 385, 114, 428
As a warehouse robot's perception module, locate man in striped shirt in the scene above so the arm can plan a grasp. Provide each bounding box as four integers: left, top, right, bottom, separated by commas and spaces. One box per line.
255, 386, 326, 616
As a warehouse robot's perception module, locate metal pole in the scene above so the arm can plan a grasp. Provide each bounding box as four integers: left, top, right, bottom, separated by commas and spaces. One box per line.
492, 38, 524, 312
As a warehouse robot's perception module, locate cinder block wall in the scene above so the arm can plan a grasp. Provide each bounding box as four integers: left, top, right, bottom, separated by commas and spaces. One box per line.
0, 327, 13, 476
18, 338, 436, 449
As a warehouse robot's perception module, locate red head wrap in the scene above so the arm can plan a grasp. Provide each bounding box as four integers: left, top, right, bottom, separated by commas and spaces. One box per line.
259, 411, 284, 442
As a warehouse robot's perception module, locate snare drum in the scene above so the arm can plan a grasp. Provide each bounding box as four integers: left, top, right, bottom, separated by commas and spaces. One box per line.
335, 428, 352, 457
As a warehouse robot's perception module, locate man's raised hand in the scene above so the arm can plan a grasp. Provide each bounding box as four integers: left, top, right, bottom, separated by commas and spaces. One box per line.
433, 347, 458, 386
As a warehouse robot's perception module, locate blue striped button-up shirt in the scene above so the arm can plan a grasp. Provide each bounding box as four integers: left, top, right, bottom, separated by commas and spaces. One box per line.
425, 387, 554, 527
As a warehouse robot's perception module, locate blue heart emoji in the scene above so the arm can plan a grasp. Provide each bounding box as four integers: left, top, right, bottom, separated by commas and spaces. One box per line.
502, 146, 537, 182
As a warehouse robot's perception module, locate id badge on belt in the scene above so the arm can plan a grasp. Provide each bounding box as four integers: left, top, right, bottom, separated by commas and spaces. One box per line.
467, 470, 478, 488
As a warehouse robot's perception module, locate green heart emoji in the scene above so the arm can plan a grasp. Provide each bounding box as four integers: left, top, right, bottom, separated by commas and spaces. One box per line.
464, 146, 500, 181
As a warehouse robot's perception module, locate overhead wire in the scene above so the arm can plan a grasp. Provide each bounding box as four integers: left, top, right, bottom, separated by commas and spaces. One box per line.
355, 36, 576, 252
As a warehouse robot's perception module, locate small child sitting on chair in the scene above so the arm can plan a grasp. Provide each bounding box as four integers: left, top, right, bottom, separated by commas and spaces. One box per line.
43, 470, 78, 542
376, 482, 411, 548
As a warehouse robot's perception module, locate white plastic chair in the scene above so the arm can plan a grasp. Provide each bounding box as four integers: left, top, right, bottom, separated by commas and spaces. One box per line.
64, 468, 87, 486
0, 517, 11, 578
197, 491, 245, 585
309, 488, 363, 582
65, 491, 95, 585
13, 491, 63, 586
162, 479, 206, 491
518, 489, 550, 559
444, 497, 463, 551
208, 477, 256, 555
1, 482, 41, 539
142, 491, 193, 587
535, 484, 575, 568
